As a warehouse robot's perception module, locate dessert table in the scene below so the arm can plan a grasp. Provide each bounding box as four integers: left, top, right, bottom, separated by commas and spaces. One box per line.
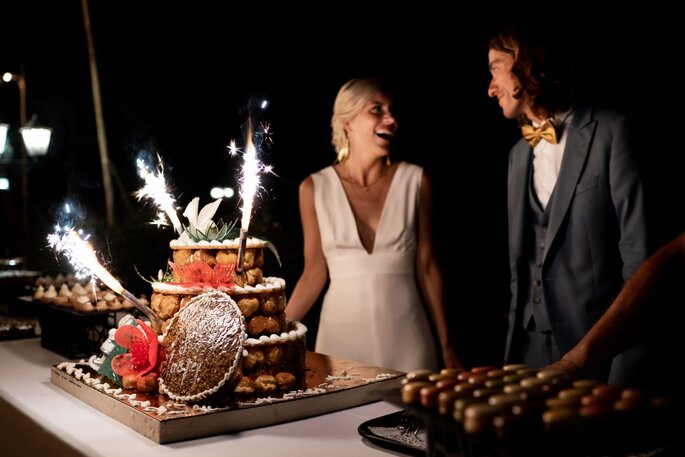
0, 338, 404, 457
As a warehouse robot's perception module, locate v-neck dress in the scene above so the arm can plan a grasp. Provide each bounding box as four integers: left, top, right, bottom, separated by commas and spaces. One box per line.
310, 161, 439, 372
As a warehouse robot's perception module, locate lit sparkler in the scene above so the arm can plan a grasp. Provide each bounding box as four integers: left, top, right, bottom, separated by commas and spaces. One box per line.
48, 227, 162, 327
135, 155, 183, 235
235, 118, 270, 274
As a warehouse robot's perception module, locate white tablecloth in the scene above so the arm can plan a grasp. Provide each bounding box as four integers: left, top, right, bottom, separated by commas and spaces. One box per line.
0, 338, 404, 457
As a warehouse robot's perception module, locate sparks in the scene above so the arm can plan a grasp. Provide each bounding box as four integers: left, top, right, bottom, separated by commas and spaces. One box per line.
227, 139, 241, 157
260, 121, 274, 147
135, 155, 183, 234
239, 120, 260, 233
47, 226, 162, 325
47, 227, 124, 294
150, 212, 168, 228
233, 118, 273, 273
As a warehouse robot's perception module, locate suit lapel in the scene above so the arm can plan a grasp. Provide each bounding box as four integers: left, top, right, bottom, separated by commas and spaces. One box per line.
509, 140, 531, 264
543, 106, 596, 264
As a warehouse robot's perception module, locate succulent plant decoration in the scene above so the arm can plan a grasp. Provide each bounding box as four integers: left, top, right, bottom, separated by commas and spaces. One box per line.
181, 197, 237, 243
179, 197, 281, 266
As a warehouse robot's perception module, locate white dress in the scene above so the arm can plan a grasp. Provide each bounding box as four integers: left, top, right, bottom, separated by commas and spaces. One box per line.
311, 161, 439, 372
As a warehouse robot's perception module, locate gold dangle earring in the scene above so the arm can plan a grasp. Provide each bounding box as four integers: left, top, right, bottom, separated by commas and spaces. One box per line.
385, 154, 391, 166
337, 137, 350, 163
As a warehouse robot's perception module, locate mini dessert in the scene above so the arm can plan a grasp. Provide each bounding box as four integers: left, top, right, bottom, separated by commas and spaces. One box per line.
32, 275, 140, 312
399, 365, 677, 455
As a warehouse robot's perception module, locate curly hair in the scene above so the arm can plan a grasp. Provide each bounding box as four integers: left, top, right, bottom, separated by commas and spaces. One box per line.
489, 25, 576, 121
330, 78, 388, 162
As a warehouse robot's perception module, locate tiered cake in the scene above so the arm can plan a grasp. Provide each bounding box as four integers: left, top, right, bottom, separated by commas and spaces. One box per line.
149, 198, 307, 401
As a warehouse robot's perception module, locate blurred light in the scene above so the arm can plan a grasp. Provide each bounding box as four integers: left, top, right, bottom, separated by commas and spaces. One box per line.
20, 126, 52, 156
261, 100, 268, 109
2, 72, 14, 83
0, 123, 8, 155
0, 177, 9, 190
210, 187, 235, 199
3, 257, 21, 266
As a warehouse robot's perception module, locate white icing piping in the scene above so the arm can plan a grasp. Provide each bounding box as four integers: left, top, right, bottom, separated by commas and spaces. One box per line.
169, 237, 267, 249
243, 321, 308, 347
152, 277, 285, 295
55, 361, 399, 413
56, 361, 232, 415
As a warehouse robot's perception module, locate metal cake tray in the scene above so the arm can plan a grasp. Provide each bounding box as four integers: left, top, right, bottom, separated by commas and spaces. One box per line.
51, 351, 403, 443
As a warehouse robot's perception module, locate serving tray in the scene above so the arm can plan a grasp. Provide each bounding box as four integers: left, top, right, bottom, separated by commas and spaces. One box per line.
51, 351, 403, 443
358, 410, 426, 456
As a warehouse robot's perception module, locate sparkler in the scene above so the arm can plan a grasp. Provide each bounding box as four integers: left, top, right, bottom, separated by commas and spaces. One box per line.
235, 120, 257, 274
135, 155, 183, 235
48, 227, 162, 327
234, 118, 272, 274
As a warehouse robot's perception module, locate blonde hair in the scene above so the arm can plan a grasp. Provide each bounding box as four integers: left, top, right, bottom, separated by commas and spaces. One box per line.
331, 78, 386, 162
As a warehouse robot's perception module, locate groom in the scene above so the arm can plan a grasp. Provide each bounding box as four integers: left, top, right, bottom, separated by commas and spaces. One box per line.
486, 23, 648, 386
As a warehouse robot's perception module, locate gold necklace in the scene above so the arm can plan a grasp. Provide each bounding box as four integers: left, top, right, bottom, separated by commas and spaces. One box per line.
342, 164, 389, 203
343, 164, 387, 192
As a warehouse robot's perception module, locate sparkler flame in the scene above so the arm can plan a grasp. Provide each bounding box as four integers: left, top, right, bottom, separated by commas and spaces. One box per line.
48, 227, 123, 294
234, 118, 272, 273
239, 120, 259, 232
135, 155, 183, 235
47, 227, 161, 326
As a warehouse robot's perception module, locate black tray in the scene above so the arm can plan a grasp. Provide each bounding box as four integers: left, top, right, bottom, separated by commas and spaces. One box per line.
38, 303, 116, 359
358, 410, 426, 457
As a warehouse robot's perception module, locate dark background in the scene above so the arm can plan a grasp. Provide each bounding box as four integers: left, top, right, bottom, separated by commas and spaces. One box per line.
2, 3, 684, 367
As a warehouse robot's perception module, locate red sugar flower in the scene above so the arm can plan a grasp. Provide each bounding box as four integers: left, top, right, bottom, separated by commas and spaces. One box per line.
111, 319, 159, 377
168, 261, 236, 287
174, 261, 214, 283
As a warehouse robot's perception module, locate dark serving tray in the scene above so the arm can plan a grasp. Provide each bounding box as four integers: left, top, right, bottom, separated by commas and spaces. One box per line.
358, 410, 426, 457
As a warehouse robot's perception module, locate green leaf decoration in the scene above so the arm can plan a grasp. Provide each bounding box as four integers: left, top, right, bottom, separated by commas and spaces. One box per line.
240, 230, 283, 268
183, 224, 206, 242
135, 263, 173, 285
225, 226, 240, 239
264, 240, 282, 268
97, 343, 127, 386
215, 223, 229, 240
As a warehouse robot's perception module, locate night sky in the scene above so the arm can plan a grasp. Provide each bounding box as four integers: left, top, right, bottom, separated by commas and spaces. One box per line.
2, 3, 684, 364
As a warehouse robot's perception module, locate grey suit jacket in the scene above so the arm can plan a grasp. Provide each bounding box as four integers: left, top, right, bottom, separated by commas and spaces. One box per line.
503, 105, 648, 380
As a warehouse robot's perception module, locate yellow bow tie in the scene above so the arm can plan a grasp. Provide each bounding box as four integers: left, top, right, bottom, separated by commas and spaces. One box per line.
521, 121, 558, 147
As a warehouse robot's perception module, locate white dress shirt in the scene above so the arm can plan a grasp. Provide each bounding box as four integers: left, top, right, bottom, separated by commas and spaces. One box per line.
532, 111, 573, 208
